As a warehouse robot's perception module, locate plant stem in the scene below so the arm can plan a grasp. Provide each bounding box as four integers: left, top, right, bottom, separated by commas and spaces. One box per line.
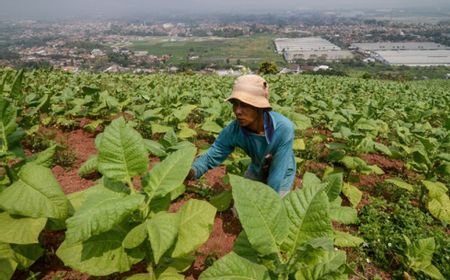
127, 177, 137, 194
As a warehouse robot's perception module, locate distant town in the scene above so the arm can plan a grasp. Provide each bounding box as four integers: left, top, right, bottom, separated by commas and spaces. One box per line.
1, 9, 449, 78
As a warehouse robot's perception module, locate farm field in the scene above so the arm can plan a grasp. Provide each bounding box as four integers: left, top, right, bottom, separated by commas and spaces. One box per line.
0, 69, 449, 280
128, 35, 286, 66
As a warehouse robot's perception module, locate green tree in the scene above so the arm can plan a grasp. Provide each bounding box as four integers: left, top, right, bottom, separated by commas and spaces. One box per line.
258, 61, 278, 74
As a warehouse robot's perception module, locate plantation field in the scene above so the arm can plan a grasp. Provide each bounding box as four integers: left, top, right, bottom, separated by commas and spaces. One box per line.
128, 35, 286, 66
0, 69, 449, 280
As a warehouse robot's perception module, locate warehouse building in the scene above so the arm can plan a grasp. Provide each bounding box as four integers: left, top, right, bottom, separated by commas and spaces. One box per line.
274, 37, 353, 62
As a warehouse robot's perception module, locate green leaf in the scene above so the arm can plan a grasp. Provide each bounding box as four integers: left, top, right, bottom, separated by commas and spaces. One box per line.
11, 243, 43, 269
158, 267, 185, 280
329, 198, 359, 224
29, 144, 57, 167
199, 252, 270, 280
152, 123, 172, 134
295, 250, 347, 280
143, 147, 196, 198
374, 142, 392, 156
0, 212, 47, 244
78, 155, 98, 177
174, 105, 196, 121
405, 236, 445, 280
341, 183, 362, 208
0, 257, 17, 280
340, 156, 368, 171
293, 138, 306, 151
201, 120, 222, 134
232, 231, 259, 262
427, 195, 450, 224
172, 199, 216, 258
98, 117, 148, 183
0, 97, 17, 152
123, 222, 148, 249
333, 231, 364, 247
323, 172, 343, 202
147, 212, 180, 263
282, 180, 333, 256
65, 192, 145, 243
10, 69, 24, 98
0, 163, 69, 219
177, 125, 197, 140
231, 175, 287, 256
144, 139, 167, 158
385, 178, 414, 192
209, 190, 232, 212
422, 180, 447, 198
57, 227, 144, 276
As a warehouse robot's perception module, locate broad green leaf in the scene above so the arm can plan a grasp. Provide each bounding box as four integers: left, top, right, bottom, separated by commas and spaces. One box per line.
143, 147, 196, 198
422, 180, 447, 198
367, 165, 384, 175
0, 163, 69, 219
172, 199, 216, 258
282, 180, 333, 256
29, 144, 57, 167
147, 212, 180, 263
10, 69, 24, 98
126, 273, 156, 280
10, 243, 43, 269
232, 231, 259, 262
427, 195, 450, 224
123, 222, 148, 249
0, 258, 17, 280
201, 120, 222, 134
295, 250, 347, 280
323, 172, 343, 202
57, 227, 144, 276
340, 156, 368, 171
98, 117, 148, 182
65, 192, 145, 243
199, 252, 270, 280
374, 142, 392, 156
405, 237, 445, 280
302, 172, 322, 187
0, 97, 17, 152
293, 138, 306, 151
78, 155, 98, 177
231, 175, 287, 256
342, 183, 362, 208
329, 198, 359, 224
152, 123, 172, 134
173, 105, 196, 121
209, 190, 232, 212
177, 125, 197, 139
158, 267, 185, 280
333, 231, 364, 247
0, 212, 47, 244
385, 178, 414, 192
144, 139, 167, 158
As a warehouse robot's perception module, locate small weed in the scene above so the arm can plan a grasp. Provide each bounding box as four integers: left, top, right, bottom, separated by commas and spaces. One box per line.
54, 148, 77, 168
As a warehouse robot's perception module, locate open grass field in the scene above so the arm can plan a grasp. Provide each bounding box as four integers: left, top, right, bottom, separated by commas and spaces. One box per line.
128, 34, 286, 66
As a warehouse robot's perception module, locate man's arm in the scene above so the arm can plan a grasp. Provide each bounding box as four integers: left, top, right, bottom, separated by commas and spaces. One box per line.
191, 122, 237, 179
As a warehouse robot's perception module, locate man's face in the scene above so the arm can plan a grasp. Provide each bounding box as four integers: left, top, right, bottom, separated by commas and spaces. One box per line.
231, 99, 259, 128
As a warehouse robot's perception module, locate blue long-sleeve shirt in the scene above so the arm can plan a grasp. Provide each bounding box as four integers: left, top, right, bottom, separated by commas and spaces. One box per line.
192, 111, 296, 193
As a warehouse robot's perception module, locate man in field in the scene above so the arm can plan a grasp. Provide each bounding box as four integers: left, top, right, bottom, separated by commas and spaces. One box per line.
186, 74, 296, 196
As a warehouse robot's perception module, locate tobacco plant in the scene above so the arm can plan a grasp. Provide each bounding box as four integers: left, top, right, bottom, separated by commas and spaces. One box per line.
200, 173, 352, 280
57, 117, 217, 278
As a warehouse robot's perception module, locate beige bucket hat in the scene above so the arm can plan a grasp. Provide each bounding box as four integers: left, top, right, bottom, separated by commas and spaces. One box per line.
225, 74, 271, 109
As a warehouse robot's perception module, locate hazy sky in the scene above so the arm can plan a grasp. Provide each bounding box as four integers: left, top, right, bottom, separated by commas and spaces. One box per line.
1, 0, 449, 19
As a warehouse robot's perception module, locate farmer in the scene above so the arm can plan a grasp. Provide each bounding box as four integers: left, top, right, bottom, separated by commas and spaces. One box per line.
186, 74, 296, 196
